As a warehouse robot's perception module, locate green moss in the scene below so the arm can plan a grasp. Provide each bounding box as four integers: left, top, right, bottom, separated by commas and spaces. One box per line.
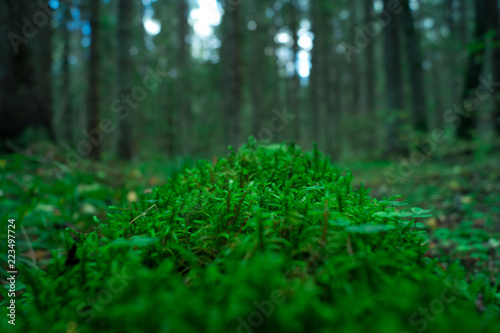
4, 139, 500, 332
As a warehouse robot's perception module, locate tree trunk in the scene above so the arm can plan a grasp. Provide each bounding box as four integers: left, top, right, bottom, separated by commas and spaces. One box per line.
117, 0, 133, 159
0, 0, 55, 143
487, 0, 500, 137
363, 0, 376, 152
401, 0, 428, 132
364, 0, 375, 115
382, 0, 406, 155
349, 0, 361, 151
249, 5, 265, 139
87, 0, 102, 159
457, 0, 488, 139
288, 0, 301, 143
309, 0, 323, 149
61, 3, 73, 145
36, 0, 55, 141
221, 4, 243, 148
458, 0, 469, 46
323, 19, 334, 156
177, 0, 192, 154
431, 53, 445, 130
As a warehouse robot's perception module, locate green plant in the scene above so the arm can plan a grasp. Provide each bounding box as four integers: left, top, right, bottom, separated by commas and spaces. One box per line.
2, 139, 499, 333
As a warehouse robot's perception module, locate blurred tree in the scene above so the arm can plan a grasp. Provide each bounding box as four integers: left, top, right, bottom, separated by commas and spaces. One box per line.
309, 0, 322, 149
61, 2, 74, 145
456, 0, 500, 140
287, 0, 301, 142
0, 0, 55, 144
401, 0, 428, 133
248, 0, 265, 138
348, 0, 361, 150
220, 3, 243, 148
363, 0, 375, 115
117, 0, 134, 159
177, 0, 192, 154
382, 0, 406, 155
87, 0, 102, 159
35, 0, 55, 139
488, 0, 500, 136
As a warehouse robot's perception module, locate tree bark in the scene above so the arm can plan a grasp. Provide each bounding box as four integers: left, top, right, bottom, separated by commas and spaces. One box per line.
61, 3, 73, 145
401, 0, 428, 132
0, 0, 55, 143
221, 4, 243, 148
487, 0, 500, 137
457, 0, 488, 139
288, 0, 301, 142
117, 0, 133, 159
364, 0, 375, 115
177, 0, 192, 154
349, 0, 361, 150
87, 0, 102, 159
309, 0, 323, 149
382, 0, 406, 155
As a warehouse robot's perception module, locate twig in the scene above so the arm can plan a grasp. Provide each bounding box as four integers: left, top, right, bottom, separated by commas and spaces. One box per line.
129, 204, 159, 225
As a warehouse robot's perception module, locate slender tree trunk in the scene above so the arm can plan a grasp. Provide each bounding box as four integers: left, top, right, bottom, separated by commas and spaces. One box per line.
165, 79, 175, 157
221, 5, 243, 148
324, 16, 338, 158
177, 0, 191, 154
61, 4, 73, 145
288, 0, 301, 143
87, 0, 101, 159
445, 0, 454, 32
309, 0, 322, 149
431, 52, 445, 130
458, 0, 469, 46
382, 0, 406, 155
457, 0, 488, 139
349, 0, 361, 151
330, 53, 342, 159
488, 0, 500, 136
117, 0, 133, 159
37, 0, 55, 142
401, 0, 428, 132
250, 6, 265, 139
363, 0, 376, 152
364, 0, 375, 115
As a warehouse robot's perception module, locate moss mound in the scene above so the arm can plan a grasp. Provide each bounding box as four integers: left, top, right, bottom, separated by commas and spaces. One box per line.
7, 139, 500, 332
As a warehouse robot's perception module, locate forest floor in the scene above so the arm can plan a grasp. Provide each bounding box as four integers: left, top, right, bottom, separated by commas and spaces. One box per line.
1, 142, 499, 285
349, 150, 500, 283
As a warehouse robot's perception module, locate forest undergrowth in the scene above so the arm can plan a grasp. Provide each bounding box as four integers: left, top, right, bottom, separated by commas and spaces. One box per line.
1, 139, 499, 332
